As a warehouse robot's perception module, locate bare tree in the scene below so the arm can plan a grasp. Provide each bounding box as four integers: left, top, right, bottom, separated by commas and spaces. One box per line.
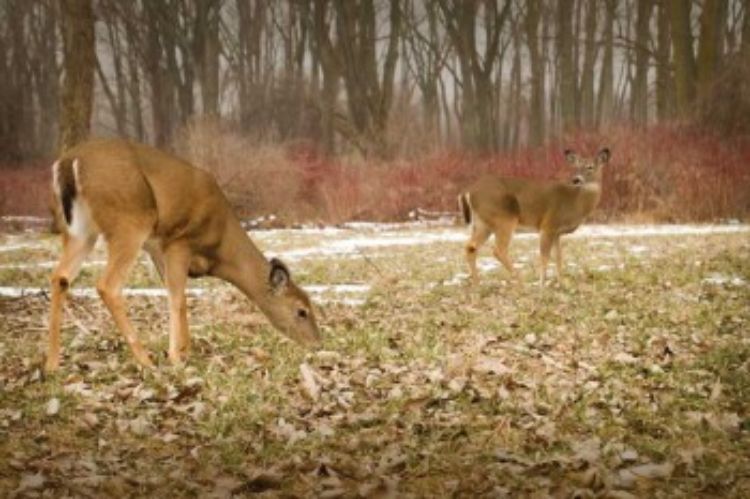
525, 0, 545, 144
59, 0, 95, 152
669, 0, 697, 116
597, 0, 616, 126
557, 0, 576, 131
439, 0, 511, 151
631, 0, 655, 124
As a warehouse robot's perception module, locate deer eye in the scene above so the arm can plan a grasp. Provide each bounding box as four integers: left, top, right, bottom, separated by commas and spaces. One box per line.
297, 308, 309, 320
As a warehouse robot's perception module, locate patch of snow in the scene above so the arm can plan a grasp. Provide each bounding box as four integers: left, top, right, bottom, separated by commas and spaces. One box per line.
315, 296, 367, 306
1, 216, 48, 223
0, 286, 208, 298
573, 224, 750, 238
252, 226, 346, 237
0, 243, 46, 253
260, 224, 749, 262
304, 284, 371, 294
702, 273, 746, 286
0, 283, 369, 307
278, 231, 465, 260
0, 260, 107, 270
627, 245, 650, 254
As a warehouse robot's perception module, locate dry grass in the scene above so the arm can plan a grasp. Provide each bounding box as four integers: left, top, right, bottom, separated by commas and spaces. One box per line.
0, 225, 749, 497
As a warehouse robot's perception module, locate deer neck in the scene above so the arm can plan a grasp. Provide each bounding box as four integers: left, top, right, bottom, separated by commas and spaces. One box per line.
576, 182, 602, 216
212, 219, 270, 302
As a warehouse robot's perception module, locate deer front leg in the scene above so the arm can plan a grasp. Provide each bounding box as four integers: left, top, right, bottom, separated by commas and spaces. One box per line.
554, 236, 563, 283
538, 231, 555, 287
163, 244, 191, 364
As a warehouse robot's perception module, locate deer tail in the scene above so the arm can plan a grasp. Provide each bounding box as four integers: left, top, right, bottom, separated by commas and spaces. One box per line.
458, 192, 472, 225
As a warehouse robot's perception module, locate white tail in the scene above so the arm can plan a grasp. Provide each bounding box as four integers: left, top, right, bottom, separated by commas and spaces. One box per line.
46, 138, 320, 372
460, 148, 611, 286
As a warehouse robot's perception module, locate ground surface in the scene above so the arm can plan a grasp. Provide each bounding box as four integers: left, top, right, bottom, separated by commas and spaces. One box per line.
0, 222, 749, 498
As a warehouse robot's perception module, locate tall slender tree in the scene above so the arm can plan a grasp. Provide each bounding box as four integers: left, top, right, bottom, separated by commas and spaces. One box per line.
59, 0, 95, 152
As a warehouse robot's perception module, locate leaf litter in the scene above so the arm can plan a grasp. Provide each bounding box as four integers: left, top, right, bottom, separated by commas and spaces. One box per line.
0, 226, 748, 496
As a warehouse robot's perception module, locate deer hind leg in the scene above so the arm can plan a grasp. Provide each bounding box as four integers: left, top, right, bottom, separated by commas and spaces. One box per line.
46, 233, 97, 372
492, 217, 519, 280
143, 240, 166, 284
465, 218, 491, 283
554, 237, 564, 282
163, 244, 191, 364
97, 230, 154, 368
538, 231, 557, 287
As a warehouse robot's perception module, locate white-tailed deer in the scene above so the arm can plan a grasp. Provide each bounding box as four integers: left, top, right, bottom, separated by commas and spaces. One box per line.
458, 148, 611, 286
46, 138, 320, 372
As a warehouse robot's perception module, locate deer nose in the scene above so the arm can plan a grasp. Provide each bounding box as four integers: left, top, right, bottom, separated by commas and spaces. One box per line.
571, 175, 584, 186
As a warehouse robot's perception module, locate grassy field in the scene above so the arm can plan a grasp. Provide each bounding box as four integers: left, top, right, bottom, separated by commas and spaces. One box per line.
0, 223, 748, 498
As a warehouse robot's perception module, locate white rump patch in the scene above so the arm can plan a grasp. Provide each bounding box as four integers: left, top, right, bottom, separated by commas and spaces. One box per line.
67, 199, 96, 239
51, 160, 61, 197
72, 158, 83, 192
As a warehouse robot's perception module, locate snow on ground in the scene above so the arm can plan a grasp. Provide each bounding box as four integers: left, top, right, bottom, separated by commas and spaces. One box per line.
0, 283, 371, 305
0, 260, 107, 270
255, 223, 750, 263
0, 223, 747, 305
0, 286, 207, 299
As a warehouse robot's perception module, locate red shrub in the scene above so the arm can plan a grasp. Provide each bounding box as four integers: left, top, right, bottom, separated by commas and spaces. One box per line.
0, 162, 52, 219
2, 125, 748, 225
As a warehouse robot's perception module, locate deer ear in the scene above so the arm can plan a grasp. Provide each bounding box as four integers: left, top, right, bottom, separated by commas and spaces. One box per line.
597, 147, 611, 164
269, 258, 290, 293
564, 149, 577, 164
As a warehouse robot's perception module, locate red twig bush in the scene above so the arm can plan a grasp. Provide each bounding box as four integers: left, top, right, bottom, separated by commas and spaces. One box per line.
1, 124, 748, 224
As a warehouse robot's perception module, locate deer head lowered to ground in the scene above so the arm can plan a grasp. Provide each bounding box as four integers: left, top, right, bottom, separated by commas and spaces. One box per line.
458, 148, 611, 286
46, 138, 321, 372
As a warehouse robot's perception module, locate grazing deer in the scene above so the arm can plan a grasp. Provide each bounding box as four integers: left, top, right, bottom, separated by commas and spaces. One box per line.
458, 148, 611, 286
46, 139, 320, 372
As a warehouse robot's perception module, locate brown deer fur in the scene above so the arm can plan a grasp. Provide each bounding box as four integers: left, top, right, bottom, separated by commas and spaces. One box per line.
46, 138, 320, 371
458, 148, 611, 286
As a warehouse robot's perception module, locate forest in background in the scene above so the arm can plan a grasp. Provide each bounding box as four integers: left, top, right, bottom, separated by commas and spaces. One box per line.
0, 0, 749, 223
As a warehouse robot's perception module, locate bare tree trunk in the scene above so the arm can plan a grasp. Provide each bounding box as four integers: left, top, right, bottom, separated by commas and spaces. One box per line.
31, 1, 60, 155
656, 0, 674, 120
509, 22, 521, 149
334, 0, 402, 157
597, 0, 615, 126
743, 0, 750, 56
124, 11, 145, 142
145, 5, 172, 147
196, 0, 221, 117
580, 1, 598, 128
669, 0, 697, 116
525, 0, 545, 145
557, 0, 576, 131
632, 0, 654, 124
59, 0, 95, 152
697, 0, 724, 96
0, 1, 31, 160
312, 0, 340, 154
440, 0, 510, 152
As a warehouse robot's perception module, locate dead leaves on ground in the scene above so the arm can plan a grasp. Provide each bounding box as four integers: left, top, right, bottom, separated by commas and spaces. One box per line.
1, 232, 749, 497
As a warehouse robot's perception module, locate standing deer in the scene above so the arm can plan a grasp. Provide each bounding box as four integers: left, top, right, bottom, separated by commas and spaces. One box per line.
458, 148, 611, 286
46, 139, 320, 372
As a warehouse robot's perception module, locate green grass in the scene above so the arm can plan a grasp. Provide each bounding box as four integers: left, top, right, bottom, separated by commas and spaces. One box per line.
0, 227, 749, 497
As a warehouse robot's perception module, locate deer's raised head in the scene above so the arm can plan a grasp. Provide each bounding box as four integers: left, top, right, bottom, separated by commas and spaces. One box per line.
260, 258, 321, 346
566, 147, 610, 186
